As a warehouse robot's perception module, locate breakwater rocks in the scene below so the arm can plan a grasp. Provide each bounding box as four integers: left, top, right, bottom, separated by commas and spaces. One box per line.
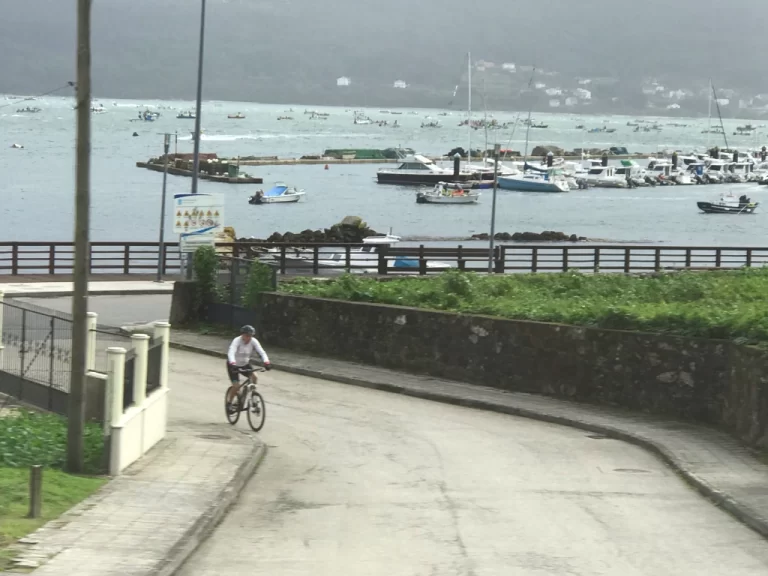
471, 231, 587, 242
238, 216, 380, 247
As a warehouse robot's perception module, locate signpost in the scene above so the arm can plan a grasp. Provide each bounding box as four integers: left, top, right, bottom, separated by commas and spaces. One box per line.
173, 193, 224, 271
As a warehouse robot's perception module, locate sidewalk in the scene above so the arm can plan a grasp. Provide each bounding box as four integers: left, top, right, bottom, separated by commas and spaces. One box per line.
4, 423, 264, 576
170, 329, 768, 541
0, 280, 174, 298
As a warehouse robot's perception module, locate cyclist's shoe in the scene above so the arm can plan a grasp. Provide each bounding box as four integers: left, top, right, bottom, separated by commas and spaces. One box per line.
226, 401, 238, 415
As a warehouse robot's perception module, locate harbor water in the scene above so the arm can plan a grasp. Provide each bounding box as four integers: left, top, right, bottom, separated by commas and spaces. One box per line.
1, 96, 766, 245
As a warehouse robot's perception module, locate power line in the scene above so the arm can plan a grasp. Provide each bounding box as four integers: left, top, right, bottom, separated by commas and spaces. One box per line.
0, 82, 76, 110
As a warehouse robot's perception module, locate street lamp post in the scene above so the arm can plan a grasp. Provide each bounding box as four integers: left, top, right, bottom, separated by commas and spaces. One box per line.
488, 143, 500, 273
191, 0, 206, 196
156, 134, 171, 282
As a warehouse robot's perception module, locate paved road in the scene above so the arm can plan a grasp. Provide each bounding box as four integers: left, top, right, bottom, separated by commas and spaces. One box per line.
168, 350, 768, 576
14, 295, 171, 327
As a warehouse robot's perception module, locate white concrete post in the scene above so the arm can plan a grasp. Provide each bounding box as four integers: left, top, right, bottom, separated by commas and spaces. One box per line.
153, 322, 171, 390
131, 334, 150, 406
85, 312, 98, 372
107, 347, 127, 426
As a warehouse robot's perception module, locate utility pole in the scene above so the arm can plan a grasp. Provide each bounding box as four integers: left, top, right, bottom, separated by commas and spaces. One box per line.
191, 0, 206, 194
156, 134, 171, 282
68, 0, 92, 474
488, 143, 500, 274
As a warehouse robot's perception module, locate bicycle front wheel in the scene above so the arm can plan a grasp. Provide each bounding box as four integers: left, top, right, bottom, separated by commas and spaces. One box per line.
246, 390, 266, 432
225, 389, 241, 425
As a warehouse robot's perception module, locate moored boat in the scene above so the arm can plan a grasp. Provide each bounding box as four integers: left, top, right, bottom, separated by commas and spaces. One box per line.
228, 113, 246, 119
416, 182, 480, 204
377, 154, 476, 185
177, 111, 196, 119
248, 183, 305, 204
498, 167, 570, 193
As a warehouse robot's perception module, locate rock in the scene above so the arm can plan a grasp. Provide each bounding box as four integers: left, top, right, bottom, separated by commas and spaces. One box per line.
531, 145, 565, 157
239, 217, 380, 245
470, 231, 585, 242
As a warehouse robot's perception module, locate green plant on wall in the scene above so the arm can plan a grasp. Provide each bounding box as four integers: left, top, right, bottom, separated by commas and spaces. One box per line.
242, 260, 276, 309
192, 245, 219, 315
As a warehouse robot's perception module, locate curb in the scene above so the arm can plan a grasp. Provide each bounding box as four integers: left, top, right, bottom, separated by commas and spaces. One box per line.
169, 339, 768, 541
5, 289, 173, 298
152, 435, 267, 576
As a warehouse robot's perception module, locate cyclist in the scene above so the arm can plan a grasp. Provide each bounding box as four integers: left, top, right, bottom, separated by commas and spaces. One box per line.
226, 325, 271, 411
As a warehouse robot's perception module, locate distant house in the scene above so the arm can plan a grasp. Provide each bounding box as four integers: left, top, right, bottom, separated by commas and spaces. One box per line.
502, 63, 516, 72
666, 103, 681, 110
548, 99, 561, 108
393, 80, 408, 89
545, 88, 563, 97
565, 97, 579, 107
336, 76, 351, 87
574, 88, 592, 100
716, 98, 730, 106
534, 82, 546, 90
578, 78, 592, 85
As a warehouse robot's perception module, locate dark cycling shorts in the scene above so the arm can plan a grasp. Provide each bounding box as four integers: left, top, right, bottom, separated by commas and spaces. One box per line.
226, 361, 249, 383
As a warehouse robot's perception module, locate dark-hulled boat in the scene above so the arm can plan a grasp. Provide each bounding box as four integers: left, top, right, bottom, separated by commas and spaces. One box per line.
377, 154, 479, 185
697, 194, 758, 214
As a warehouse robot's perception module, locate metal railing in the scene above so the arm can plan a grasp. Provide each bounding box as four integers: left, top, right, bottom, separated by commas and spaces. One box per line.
91, 327, 134, 374
4, 241, 768, 276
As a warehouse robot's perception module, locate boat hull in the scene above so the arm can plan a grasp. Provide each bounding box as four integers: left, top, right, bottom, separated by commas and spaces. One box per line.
697, 201, 758, 214
377, 172, 474, 185
497, 176, 569, 193
416, 192, 479, 204
252, 193, 304, 204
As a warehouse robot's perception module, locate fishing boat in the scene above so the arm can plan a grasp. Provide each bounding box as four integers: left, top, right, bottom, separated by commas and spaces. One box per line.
248, 184, 305, 204
228, 113, 246, 119
16, 107, 41, 113
416, 182, 480, 204
177, 111, 196, 119
697, 193, 758, 214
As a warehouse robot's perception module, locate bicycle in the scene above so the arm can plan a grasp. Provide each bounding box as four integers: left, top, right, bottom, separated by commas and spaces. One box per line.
225, 366, 266, 431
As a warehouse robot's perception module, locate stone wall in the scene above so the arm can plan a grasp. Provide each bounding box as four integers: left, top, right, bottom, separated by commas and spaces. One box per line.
259, 293, 768, 449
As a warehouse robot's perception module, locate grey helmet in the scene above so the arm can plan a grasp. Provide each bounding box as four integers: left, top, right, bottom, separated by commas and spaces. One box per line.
240, 325, 255, 336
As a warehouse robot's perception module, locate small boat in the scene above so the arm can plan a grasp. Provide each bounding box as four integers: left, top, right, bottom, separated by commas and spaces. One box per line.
228, 113, 246, 119
16, 107, 41, 113
91, 106, 107, 114
498, 169, 570, 193
530, 123, 548, 129
416, 182, 480, 204
277, 116, 293, 120
177, 111, 196, 119
10, 143, 24, 149
248, 183, 305, 204
697, 193, 758, 214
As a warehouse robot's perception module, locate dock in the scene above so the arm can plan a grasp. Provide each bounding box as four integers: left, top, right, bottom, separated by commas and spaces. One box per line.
136, 161, 263, 184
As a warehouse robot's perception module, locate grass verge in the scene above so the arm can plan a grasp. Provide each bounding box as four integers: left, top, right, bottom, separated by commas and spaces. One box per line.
280, 268, 768, 345
0, 467, 106, 569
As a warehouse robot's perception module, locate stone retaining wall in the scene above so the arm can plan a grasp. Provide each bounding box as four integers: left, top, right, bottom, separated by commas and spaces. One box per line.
258, 293, 768, 449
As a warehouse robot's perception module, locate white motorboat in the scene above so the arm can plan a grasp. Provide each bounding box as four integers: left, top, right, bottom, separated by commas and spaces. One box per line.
584, 165, 628, 188
647, 160, 693, 185
177, 111, 196, 119
248, 184, 305, 204
377, 154, 476, 185
416, 182, 480, 204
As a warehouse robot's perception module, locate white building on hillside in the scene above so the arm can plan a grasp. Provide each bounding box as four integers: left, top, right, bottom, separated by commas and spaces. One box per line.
393, 80, 408, 89
337, 76, 351, 87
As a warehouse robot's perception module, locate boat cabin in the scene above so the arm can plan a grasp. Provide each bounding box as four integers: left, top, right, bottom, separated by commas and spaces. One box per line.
392, 155, 445, 173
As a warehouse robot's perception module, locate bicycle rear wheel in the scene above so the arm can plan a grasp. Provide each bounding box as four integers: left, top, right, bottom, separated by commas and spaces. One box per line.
246, 390, 266, 432
225, 389, 241, 425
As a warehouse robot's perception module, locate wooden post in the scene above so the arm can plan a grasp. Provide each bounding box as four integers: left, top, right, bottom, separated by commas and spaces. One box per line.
457, 245, 465, 271
654, 248, 661, 271
345, 245, 351, 272
11, 243, 18, 275
593, 247, 600, 273
122, 245, 130, 274
531, 247, 538, 273
28, 465, 42, 519
746, 248, 753, 268
562, 247, 569, 272
279, 245, 286, 275
378, 248, 387, 275
624, 247, 631, 273
715, 248, 722, 268
685, 248, 692, 268
418, 245, 427, 275
494, 246, 504, 274
312, 246, 319, 276
49, 245, 56, 274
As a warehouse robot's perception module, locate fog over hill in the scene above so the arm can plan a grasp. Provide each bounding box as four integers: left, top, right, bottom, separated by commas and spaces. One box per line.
2, 0, 767, 116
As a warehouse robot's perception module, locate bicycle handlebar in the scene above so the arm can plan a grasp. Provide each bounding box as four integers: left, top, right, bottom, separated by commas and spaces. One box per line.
237, 365, 267, 374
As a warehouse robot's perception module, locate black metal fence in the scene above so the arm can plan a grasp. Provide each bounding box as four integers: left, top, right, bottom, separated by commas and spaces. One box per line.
146, 339, 163, 395
0, 300, 73, 414
123, 352, 136, 411
91, 327, 134, 374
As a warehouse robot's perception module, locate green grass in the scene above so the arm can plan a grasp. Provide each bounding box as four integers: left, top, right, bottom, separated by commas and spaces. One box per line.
0, 411, 104, 473
0, 467, 106, 569
0, 411, 106, 569
280, 268, 768, 345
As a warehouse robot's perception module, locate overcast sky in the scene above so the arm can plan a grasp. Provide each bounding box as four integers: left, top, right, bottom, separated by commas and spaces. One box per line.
1, 0, 766, 102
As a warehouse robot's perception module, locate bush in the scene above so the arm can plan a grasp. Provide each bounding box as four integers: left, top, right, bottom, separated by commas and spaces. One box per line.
242, 260, 275, 309
280, 268, 768, 345
192, 245, 219, 315
0, 411, 104, 474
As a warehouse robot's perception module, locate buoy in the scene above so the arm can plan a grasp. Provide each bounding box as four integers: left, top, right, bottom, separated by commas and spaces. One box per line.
10, 143, 24, 149
132, 132, 139, 137
324, 164, 329, 170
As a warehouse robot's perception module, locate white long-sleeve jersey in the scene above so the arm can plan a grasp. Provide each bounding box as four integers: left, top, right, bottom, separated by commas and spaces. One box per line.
227, 336, 269, 366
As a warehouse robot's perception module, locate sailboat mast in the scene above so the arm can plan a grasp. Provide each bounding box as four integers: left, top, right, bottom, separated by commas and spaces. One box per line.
467, 52, 472, 161
706, 78, 712, 150
711, 82, 729, 150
